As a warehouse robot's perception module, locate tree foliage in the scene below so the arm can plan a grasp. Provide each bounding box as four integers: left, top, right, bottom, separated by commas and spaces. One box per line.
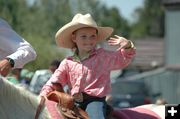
130, 0, 165, 39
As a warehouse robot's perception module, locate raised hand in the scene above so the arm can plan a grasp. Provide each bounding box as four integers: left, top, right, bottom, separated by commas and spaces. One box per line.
108, 35, 132, 49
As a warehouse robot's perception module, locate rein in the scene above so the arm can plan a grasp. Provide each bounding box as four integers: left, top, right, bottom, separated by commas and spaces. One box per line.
35, 97, 46, 119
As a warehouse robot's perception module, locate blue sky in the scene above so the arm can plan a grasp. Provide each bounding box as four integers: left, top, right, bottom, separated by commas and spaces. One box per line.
101, 0, 144, 22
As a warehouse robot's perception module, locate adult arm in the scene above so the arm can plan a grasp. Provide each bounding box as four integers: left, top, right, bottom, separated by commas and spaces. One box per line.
0, 18, 37, 76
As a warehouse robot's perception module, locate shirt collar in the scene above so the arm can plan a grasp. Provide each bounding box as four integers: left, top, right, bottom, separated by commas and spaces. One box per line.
72, 48, 97, 62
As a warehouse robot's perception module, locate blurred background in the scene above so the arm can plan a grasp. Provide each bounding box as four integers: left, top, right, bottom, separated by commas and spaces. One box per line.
1, 0, 180, 108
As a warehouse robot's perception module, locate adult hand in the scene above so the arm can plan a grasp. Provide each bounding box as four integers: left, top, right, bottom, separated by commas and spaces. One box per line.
0, 59, 12, 77
108, 35, 132, 49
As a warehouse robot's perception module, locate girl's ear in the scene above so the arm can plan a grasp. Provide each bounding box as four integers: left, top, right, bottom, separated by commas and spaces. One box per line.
71, 34, 76, 43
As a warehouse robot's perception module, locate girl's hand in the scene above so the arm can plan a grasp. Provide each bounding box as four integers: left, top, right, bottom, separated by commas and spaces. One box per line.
73, 93, 83, 102
108, 35, 132, 49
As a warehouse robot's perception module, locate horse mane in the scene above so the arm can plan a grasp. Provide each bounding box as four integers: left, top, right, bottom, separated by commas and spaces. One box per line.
0, 76, 50, 119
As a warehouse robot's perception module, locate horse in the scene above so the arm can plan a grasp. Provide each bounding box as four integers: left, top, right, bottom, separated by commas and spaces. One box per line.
0, 76, 50, 119
0, 76, 165, 119
110, 104, 165, 119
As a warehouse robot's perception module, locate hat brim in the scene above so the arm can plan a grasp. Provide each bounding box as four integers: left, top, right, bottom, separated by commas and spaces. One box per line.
55, 22, 113, 49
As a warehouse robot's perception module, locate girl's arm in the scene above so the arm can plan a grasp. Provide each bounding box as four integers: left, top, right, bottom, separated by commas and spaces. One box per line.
40, 60, 68, 96
107, 35, 136, 70
108, 35, 135, 50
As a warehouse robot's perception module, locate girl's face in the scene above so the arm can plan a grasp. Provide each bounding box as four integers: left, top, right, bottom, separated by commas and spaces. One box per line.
72, 27, 98, 53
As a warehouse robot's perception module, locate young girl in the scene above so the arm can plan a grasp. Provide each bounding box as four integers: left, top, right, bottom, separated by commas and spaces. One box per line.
40, 13, 136, 119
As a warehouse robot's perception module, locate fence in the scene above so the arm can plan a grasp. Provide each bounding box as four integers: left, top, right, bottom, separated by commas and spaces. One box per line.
124, 68, 180, 104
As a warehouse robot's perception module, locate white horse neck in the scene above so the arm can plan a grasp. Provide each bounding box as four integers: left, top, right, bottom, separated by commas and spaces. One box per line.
0, 77, 50, 119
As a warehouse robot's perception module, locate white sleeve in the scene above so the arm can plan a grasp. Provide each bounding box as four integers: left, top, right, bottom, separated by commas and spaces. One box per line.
0, 19, 37, 68
7, 39, 37, 68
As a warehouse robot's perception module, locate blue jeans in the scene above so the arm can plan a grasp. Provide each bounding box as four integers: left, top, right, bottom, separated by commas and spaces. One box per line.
77, 96, 107, 119
86, 101, 106, 119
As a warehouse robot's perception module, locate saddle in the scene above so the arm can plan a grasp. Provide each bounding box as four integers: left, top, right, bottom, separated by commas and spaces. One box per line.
35, 91, 89, 119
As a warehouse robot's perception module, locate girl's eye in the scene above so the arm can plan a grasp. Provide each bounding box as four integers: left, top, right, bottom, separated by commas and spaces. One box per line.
81, 35, 87, 39
92, 35, 96, 38
91, 35, 97, 39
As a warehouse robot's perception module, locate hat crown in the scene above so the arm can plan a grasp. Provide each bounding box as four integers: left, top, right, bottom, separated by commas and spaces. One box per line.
71, 13, 97, 27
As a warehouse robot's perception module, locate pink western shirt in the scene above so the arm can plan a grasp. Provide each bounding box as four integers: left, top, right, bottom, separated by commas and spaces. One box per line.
40, 48, 136, 97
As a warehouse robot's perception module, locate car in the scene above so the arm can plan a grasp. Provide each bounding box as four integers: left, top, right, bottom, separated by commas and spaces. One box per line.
110, 79, 152, 108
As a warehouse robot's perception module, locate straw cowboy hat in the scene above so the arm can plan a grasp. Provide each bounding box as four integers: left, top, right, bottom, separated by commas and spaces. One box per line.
55, 13, 114, 49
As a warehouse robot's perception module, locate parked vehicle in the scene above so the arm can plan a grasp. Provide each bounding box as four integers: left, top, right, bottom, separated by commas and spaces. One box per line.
110, 79, 152, 108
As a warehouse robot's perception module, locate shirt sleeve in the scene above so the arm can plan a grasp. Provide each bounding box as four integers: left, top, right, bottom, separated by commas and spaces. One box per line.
0, 20, 37, 68
40, 59, 68, 96
106, 48, 136, 70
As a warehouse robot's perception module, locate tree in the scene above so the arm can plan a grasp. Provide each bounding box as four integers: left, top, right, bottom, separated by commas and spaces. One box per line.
130, 0, 165, 39
0, 0, 67, 70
